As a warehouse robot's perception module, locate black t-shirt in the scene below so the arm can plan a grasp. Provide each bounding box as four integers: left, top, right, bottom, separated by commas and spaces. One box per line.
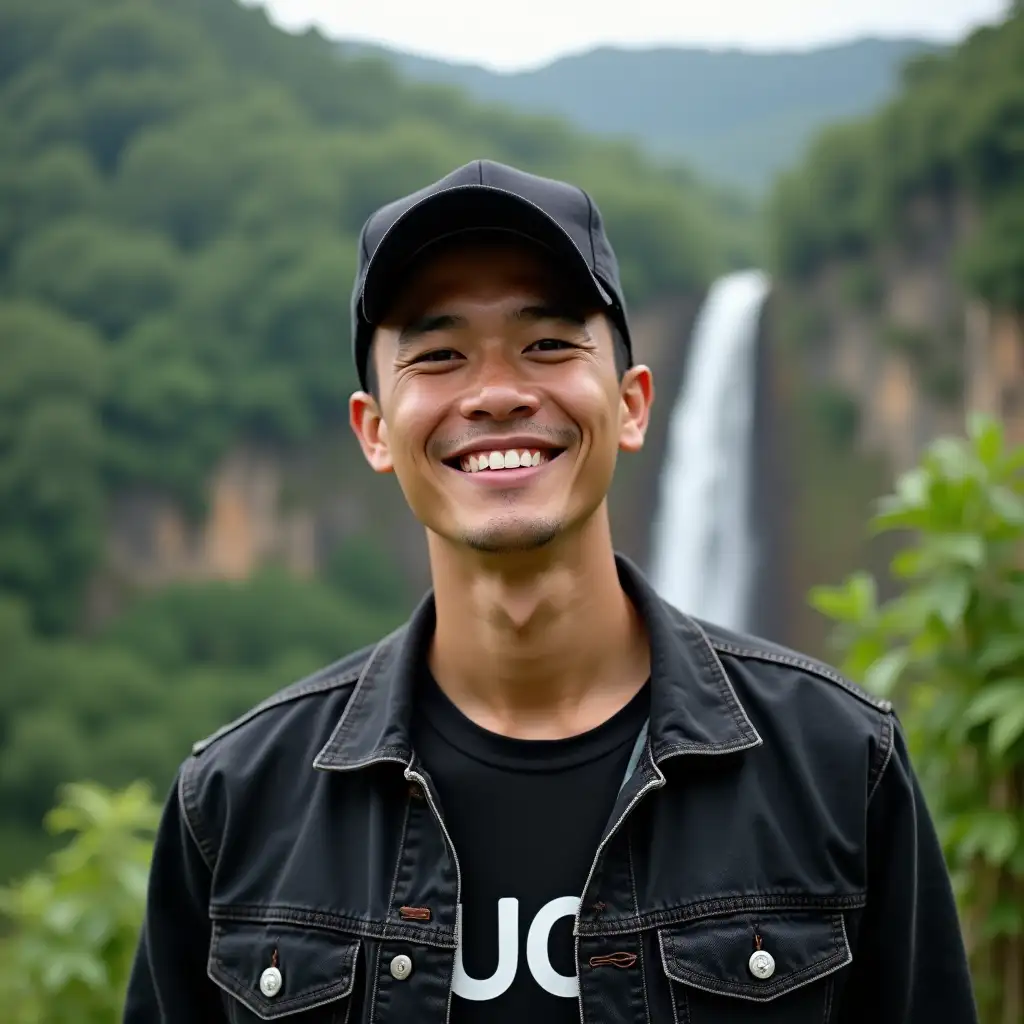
413, 671, 650, 1024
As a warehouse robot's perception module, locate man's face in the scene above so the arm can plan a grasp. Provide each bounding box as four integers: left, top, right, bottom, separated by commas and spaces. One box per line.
350, 238, 653, 555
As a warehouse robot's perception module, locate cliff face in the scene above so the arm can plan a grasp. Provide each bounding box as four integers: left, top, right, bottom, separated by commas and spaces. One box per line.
763, 193, 1024, 657
86, 295, 703, 622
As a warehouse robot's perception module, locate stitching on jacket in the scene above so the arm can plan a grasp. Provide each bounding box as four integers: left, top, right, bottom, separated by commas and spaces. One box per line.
191, 665, 363, 756
686, 620, 763, 741
866, 713, 896, 806
577, 890, 867, 936
709, 641, 893, 714
314, 627, 405, 760
208, 903, 457, 948
178, 758, 216, 873
628, 831, 653, 1022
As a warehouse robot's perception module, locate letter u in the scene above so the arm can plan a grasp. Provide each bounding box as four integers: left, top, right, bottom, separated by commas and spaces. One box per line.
452, 898, 519, 1001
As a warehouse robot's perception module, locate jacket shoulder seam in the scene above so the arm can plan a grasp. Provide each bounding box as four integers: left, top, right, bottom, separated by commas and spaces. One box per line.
190, 664, 363, 756
867, 713, 896, 805
178, 758, 216, 872
709, 640, 893, 715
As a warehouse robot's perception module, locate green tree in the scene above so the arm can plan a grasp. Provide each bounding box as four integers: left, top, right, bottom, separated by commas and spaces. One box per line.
0, 782, 160, 1024
811, 414, 1024, 1024
770, 8, 1024, 310
0, 303, 107, 633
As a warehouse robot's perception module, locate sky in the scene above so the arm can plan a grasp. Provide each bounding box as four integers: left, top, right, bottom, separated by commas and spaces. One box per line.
255, 0, 1011, 71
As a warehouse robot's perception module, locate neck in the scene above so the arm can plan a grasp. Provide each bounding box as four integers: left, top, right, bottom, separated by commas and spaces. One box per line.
426, 508, 650, 739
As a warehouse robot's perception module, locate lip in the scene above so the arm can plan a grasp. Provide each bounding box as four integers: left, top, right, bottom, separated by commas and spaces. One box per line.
447, 457, 558, 488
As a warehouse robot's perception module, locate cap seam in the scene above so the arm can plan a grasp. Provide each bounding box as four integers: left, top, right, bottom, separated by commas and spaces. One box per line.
583, 188, 597, 268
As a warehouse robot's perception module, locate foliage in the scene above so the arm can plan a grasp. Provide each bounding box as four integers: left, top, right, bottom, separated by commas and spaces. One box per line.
0, 782, 159, 1024
769, 9, 1024, 312
0, 568, 407, 882
810, 414, 1024, 1021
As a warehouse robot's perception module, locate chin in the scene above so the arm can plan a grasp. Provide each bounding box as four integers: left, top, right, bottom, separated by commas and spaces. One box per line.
457, 515, 564, 554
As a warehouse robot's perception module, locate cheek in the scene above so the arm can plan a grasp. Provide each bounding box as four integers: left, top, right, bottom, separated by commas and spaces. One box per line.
562, 371, 621, 436
384, 389, 446, 468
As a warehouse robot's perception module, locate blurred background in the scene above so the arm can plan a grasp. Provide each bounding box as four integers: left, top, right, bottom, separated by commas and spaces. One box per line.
0, 0, 1022, 1020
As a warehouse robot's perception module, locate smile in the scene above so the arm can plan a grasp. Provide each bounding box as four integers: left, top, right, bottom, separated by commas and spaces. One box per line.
444, 448, 566, 474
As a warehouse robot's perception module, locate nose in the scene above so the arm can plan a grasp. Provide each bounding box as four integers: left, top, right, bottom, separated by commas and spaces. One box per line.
458, 368, 541, 422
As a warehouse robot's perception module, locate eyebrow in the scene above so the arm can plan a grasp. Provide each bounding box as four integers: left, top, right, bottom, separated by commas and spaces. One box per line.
397, 304, 589, 347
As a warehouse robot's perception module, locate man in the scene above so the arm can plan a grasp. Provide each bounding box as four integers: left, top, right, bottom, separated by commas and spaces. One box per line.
125, 159, 977, 1023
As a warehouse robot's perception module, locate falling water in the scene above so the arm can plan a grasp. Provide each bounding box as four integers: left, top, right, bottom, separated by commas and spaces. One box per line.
648, 269, 772, 633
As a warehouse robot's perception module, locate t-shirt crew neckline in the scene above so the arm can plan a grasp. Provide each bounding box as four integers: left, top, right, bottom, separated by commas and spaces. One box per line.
417, 669, 651, 774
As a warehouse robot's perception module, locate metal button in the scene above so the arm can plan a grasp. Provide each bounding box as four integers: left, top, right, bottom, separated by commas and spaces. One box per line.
748, 949, 776, 979
259, 966, 283, 997
389, 954, 413, 981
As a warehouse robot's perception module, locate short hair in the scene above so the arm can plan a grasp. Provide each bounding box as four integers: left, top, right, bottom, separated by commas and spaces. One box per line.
364, 315, 630, 400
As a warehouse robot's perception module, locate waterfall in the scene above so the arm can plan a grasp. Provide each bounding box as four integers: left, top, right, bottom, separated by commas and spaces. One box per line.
648, 269, 771, 633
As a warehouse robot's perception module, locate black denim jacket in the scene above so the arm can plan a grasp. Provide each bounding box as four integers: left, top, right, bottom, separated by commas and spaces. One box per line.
124, 556, 978, 1023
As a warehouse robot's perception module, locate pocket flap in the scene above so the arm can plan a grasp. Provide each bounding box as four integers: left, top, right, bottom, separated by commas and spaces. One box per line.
208, 919, 360, 1019
659, 909, 851, 1002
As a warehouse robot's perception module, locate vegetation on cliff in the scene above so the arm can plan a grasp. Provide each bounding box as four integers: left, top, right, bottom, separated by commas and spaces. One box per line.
770, 7, 1024, 311
0, 0, 744, 880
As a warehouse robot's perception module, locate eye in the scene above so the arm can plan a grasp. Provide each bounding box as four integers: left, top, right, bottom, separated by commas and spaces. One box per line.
413, 349, 461, 364
528, 338, 575, 353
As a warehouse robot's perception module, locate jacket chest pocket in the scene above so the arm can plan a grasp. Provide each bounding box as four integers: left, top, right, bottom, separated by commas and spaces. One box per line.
208, 919, 361, 1023
658, 910, 851, 1024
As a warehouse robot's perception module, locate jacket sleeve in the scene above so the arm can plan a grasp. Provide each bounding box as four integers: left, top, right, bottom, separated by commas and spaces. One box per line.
123, 765, 226, 1023
838, 718, 978, 1024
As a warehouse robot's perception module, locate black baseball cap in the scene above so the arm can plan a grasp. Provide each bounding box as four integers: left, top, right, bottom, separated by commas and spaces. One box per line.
350, 159, 632, 391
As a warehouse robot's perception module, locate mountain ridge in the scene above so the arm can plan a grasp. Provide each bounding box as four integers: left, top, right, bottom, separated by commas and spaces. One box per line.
337, 36, 943, 193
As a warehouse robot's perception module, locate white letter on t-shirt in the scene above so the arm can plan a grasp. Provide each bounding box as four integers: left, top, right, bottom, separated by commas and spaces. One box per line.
526, 896, 580, 998
452, 898, 519, 1000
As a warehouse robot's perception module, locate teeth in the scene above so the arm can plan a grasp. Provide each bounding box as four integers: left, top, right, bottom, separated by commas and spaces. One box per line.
459, 449, 551, 473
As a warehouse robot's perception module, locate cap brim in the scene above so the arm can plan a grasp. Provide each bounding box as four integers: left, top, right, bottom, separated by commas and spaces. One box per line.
359, 186, 613, 324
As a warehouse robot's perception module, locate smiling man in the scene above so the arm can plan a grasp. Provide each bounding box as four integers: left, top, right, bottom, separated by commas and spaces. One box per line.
125, 160, 977, 1024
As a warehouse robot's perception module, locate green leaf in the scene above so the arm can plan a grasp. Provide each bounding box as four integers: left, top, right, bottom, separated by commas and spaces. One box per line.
926, 534, 986, 568
977, 636, 1024, 675
957, 810, 1020, 866
863, 647, 909, 698
990, 702, 1024, 756
922, 574, 971, 627
968, 413, 1003, 468
808, 573, 876, 624
896, 466, 930, 507
929, 437, 975, 480
891, 548, 925, 580
964, 680, 1024, 726
988, 485, 1024, 527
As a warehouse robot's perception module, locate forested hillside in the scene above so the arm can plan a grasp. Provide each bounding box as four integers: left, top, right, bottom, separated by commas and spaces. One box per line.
771, 11, 1024, 312
0, 0, 745, 880
340, 37, 938, 194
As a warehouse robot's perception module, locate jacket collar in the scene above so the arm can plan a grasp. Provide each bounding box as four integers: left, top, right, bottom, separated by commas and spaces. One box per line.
313, 554, 761, 772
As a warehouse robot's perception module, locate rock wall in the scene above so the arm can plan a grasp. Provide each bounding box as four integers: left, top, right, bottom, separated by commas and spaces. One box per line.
763, 192, 1024, 656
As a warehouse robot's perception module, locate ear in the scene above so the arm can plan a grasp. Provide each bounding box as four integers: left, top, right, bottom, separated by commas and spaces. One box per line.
349, 391, 394, 473
618, 365, 654, 454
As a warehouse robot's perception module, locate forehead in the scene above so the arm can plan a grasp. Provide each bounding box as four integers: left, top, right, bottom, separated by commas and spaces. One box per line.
381, 235, 595, 321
